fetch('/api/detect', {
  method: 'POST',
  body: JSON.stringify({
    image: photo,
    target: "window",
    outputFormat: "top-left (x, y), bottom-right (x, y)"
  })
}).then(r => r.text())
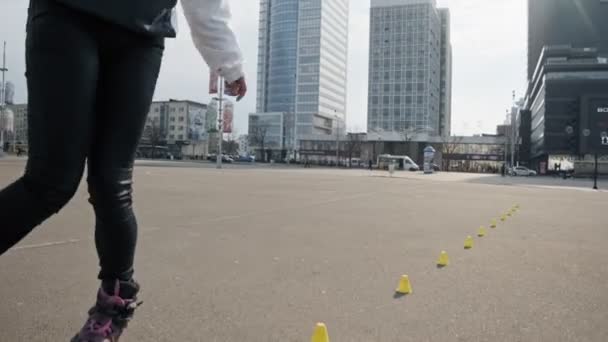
top-left (154, 108), bottom-right (159, 112)
top-left (178, 135), bottom-right (184, 140)
top-left (179, 117), bottom-right (185, 122)
top-left (180, 126), bottom-right (184, 131)
top-left (179, 107), bottom-right (185, 112)
top-left (170, 125), bottom-right (175, 130)
top-left (170, 117), bottom-right (176, 122)
top-left (394, 96), bottom-right (401, 105)
top-left (171, 108), bottom-right (176, 112)
top-left (383, 96), bottom-right (390, 105)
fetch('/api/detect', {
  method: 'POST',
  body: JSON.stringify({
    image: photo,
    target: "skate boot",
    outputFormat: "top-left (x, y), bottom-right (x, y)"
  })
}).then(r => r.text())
top-left (71, 280), bottom-right (142, 342)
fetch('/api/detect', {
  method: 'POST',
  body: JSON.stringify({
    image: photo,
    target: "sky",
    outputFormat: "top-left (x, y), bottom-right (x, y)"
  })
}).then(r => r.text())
top-left (0, 0), bottom-right (528, 136)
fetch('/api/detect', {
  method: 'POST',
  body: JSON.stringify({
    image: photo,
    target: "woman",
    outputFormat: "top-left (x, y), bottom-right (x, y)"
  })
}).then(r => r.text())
top-left (0, 0), bottom-right (246, 340)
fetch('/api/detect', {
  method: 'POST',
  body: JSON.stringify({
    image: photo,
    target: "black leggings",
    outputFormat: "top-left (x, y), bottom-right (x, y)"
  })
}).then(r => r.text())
top-left (0, 0), bottom-right (164, 281)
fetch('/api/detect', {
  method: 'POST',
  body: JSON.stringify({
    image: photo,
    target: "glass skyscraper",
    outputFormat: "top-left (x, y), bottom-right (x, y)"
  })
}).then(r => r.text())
top-left (367, 0), bottom-right (451, 137)
top-left (256, 0), bottom-right (349, 141)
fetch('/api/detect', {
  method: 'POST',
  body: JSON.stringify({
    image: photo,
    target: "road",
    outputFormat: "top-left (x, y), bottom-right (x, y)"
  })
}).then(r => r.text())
top-left (1, 158), bottom-right (607, 341)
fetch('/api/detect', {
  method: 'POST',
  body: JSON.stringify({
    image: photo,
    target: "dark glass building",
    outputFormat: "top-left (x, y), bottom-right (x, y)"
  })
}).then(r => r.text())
top-left (523, 46), bottom-right (608, 172)
top-left (528, 0), bottom-right (608, 80)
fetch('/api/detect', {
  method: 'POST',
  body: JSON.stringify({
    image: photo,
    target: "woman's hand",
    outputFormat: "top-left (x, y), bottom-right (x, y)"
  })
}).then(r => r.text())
top-left (226, 77), bottom-right (247, 101)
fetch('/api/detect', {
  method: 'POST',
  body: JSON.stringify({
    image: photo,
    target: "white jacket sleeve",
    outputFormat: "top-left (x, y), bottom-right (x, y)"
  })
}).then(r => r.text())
top-left (181, 0), bottom-right (244, 83)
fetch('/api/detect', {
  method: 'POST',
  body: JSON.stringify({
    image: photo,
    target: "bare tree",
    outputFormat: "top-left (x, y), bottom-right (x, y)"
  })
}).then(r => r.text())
top-left (344, 132), bottom-right (364, 167)
top-left (223, 131), bottom-right (240, 155)
top-left (439, 135), bottom-right (464, 171)
top-left (400, 126), bottom-right (416, 143)
top-left (149, 119), bottom-right (164, 146)
top-left (142, 116), bottom-right (165, 158)
top-left (249, 122), bottom-right (269, 162)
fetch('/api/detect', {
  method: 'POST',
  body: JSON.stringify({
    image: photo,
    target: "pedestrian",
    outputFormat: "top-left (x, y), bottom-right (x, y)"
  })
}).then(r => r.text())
top-left (0, 0), bottom-right (246, 341)
top-left (368, 159), bottom-right (373, 171)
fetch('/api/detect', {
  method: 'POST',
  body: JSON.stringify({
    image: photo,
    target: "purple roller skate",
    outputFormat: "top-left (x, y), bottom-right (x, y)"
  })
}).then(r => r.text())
top-left (71, 280), bottom-right (142, 342)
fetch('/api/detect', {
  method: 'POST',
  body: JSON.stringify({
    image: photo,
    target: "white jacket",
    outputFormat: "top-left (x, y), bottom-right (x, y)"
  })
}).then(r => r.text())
top-left (181, 0), bottom-right (244, 83)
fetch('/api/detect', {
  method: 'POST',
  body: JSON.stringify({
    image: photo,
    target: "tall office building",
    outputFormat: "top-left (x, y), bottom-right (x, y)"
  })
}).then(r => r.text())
top-left (438, 8), bottom-right (452, 137)
top-left (256, 0), bottom-right (349, 141)
top-left (528, 0), bottom-right (608, 80)
top-left (522, 0), bottom-right (608, 171)
top-left (367, 0), bottom-right (451, 137)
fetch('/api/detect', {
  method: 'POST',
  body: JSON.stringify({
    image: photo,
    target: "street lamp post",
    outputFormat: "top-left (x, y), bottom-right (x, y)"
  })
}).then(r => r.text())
top-left (511, 91), bottom-right (517, 168)
top-left (378, 136), bottom-right (383, 165)
top-left (504, 109), bottom-right (509, 175)
top-left (335, 115), bottom-right (340, 167)
top-left (593, 153), bottom-right (599, 190)
top-left (0, 42), bottom-right (8, 154)
top-left (213, 78), bottom-right (225, 169)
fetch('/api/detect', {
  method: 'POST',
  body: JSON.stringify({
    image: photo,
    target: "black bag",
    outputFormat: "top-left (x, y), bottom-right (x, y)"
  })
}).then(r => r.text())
top-left (51, 0), bottom-right (178, 37)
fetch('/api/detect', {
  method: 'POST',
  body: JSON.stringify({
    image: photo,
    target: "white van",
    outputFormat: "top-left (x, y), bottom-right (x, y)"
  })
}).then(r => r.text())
top-left (378, 155), bottom-right (419, 171)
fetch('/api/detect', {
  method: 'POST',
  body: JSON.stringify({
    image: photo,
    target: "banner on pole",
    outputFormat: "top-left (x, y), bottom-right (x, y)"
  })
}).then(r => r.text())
top-left (223, 100), bottom-right (234, 133)
top-left (209, 69), bottom-right (219, 94)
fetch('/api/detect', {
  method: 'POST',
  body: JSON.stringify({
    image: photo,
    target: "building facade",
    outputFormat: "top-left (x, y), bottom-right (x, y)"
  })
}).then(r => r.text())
top-left (528, 0), bottom-right (608, 80)
top-left (523, 46), bottom-right (608, 172)
top-left (357, 134), bottom-right (507, 172)
top-left (144, 100), bottom-right (209, 158)
top-left (367, 0), bottom-right (451, 137)
top-left (4, 104), bottom-right (26, 149)
top-left (256, 0), bottom-right (349, 142)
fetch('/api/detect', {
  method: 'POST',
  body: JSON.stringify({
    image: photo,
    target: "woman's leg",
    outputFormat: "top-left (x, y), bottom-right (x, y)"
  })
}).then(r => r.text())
top-left (87, 28), bottom-right (164, 283)
top-left (0, 0), bottom-right (99, 255)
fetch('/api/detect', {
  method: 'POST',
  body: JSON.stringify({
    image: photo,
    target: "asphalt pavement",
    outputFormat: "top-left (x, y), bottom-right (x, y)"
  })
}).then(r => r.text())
top-left (1, 159), bottom-right (607, 341)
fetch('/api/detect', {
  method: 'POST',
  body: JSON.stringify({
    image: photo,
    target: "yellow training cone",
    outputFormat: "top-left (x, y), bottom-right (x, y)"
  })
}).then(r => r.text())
top-left (437, 251), bottom-right (449, 267)
top-left (506, 211), bottom-right (512, 217)
top-left (311, 323), bottom-right (330, 342)
top-left (490, 219), bottom-right (497, 228)
top-left (500, 215), bottom-right (507, 222)
top-left (478, 226), bottom-right (486, 237)
top-left (395, 275), bottom-right (412, 294)
top-left (464, 236), bottom-right (474, 249)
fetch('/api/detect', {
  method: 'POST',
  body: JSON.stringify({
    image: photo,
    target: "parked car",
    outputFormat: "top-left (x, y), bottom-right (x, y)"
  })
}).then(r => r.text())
top-left (238, 155), bottom-right (256, 162)
top-left (511, 166), bottom-right (537, 176)
top-left (221, 155), bottom-right (234, 163)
